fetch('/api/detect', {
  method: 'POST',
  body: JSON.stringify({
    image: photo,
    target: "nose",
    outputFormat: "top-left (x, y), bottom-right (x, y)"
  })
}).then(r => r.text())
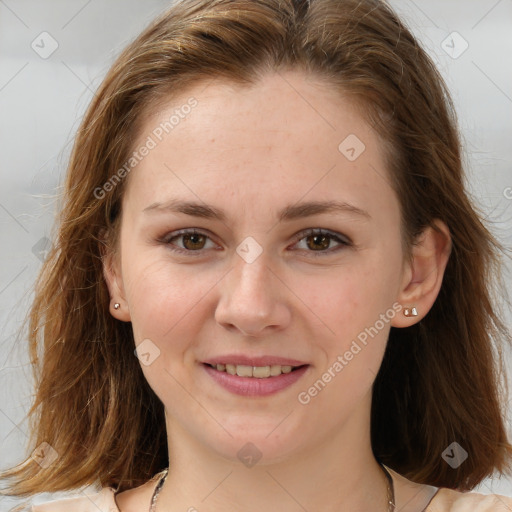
top-left (214, 253), bottom-right (291, 337)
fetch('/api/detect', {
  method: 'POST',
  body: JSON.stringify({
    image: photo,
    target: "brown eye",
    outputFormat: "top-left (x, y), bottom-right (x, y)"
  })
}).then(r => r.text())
top-left (163, 229), bottom-right (216, 254)
top-left (292, 228), bottom-right (351, 256)
top-left (305, 233), bottom-right (331, 251)
top-left (181, 233), bottom-right (207, 250)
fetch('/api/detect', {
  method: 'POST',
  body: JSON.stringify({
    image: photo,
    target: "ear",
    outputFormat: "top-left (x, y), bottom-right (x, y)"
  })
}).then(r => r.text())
top-left (100, 237), bottom-right (131, 322)
top-left (391, 219), bottom-right (452, 327)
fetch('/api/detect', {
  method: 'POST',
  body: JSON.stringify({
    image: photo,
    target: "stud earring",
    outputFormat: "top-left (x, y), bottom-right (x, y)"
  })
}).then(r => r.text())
top-left (114, 303), bottom-right (121, 310)
top-left (403, 306), bottom-right (418, 317)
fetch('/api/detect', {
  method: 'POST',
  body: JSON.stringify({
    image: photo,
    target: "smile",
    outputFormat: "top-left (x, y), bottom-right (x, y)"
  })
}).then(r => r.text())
top-left (202, 363), bottom-right (310, 396)
top-left (206, 363), bottom-right (305, 378)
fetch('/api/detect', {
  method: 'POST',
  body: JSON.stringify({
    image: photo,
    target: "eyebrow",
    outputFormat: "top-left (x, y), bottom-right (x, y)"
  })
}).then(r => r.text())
top-left (143, 198), bottom-right (371, 222)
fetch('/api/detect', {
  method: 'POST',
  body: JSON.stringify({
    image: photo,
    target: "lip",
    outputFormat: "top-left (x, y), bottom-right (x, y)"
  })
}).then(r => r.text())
top-left (202, 363), bottom-right (310, 397)
top-left (202, 355), bottom-right (308, 367)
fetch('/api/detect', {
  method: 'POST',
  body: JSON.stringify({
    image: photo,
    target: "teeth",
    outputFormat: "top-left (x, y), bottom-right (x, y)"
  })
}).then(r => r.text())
top-left (213, 363), bottom-right (295, 378)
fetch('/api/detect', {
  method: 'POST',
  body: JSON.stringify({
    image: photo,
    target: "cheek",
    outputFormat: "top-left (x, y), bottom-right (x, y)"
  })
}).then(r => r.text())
top-left (295, 266), bottom-right (397, 411)
top-left (121, 255), bottom-right (215, 398)
top-left (121, 252), bottom-right (210, 343)
top-left (299, 259), bottom-right (399, 349)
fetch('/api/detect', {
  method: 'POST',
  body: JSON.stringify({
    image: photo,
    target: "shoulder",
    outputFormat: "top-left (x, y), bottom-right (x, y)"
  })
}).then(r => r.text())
top-left (30, 470), bottom-right (166, 512)
top-left (385, 465), bottom-right (512, 512)
top-left (114, 471), bottom-right (166, 512)
top-left (427, 487), bottom-right (512, 511)
top-left (31, 487), bottom-right (118, 512)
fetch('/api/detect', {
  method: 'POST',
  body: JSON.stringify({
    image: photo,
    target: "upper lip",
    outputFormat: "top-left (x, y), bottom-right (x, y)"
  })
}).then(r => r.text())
top-left (203, 355), bottom-right (308, 367)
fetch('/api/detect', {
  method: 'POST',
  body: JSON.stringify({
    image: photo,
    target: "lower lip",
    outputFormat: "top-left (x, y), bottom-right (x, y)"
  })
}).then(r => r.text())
top-left (202, 363), bottom-right (310, 396)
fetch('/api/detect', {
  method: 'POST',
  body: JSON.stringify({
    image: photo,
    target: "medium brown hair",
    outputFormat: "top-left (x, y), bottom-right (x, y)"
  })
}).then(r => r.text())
top-left (2, 0), bottom-right (511, 499)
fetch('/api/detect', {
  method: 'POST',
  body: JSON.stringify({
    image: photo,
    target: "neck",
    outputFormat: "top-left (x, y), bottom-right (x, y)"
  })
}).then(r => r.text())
top-left (158, 398), bottom-right (390, 512)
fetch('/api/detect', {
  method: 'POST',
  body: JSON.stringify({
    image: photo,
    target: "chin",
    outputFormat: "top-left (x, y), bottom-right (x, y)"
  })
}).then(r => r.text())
top-left (202, 426), bottom-right (305, 467)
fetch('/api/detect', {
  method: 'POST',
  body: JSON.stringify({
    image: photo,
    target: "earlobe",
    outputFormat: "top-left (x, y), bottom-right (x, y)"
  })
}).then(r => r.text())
top-left (108, 299), bottom-right (130, 321)
top-left (101, 244), bottom-right (131, 322)
top-left (392, 219), bottom-right (452, 328)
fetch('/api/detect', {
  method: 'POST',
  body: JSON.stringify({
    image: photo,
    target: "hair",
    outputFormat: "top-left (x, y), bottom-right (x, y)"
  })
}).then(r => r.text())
top-left (2, 0), bottom-right (512, 500)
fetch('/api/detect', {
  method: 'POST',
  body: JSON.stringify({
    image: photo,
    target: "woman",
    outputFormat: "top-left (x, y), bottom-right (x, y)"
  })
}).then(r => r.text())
top-left (1, 0), bottom-right (512, 510)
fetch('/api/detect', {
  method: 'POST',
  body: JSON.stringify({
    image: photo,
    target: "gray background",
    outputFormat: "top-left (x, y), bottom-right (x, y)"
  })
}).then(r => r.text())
top-left (0, 0), bottom-right (511, 510)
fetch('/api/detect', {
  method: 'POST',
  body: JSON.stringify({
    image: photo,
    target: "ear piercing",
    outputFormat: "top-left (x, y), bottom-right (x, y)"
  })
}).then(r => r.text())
top-left (113, 300), bottom-right (416, 318)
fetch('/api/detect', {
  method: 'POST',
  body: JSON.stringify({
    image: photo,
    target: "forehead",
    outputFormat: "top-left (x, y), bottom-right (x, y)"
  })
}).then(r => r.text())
top-left (123, 70), bottom-right (396, 220)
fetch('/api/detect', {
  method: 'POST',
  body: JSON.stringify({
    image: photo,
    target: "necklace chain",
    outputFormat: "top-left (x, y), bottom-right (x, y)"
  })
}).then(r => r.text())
top-left (149, 464), bottom-right (395, 512)
top-left (149, 468), bottom-right (168, 512)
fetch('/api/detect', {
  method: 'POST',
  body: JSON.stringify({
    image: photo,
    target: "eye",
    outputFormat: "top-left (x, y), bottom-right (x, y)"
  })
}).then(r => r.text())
top-left (290, 228), bottom-right (351, 256)
top-left (160, 228), bottom-right (351, 256)
top-left (162, 229), bottom-right (217, 254)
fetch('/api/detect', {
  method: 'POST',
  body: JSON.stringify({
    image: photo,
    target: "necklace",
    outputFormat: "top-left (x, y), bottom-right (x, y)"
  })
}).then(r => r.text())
top-left (149, 468), bottom-right (168, 512)
top-left (149, 464), bottom-right (395, 511)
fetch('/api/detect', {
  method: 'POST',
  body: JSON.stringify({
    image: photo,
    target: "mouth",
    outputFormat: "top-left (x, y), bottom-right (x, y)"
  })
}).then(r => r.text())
top-left (204, 362), bottom-right (308, 378)
top-left (202, 361), bottom-right (310, 396)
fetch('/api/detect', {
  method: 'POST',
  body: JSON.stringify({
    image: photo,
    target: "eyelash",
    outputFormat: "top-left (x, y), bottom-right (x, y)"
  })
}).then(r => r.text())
top-left (159, 228), bottom-right (352, 257)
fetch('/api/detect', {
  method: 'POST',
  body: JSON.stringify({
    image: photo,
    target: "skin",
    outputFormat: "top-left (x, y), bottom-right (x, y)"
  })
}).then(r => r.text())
top-left (104, 70), bottom-right (451, 512)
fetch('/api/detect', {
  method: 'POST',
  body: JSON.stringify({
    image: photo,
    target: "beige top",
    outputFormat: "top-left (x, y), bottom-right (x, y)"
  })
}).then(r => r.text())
top-left (31, 466), bottom-right (512, 512)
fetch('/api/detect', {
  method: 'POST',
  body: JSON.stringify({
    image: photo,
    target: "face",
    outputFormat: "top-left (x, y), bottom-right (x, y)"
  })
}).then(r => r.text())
top-left (106, 70), bottom-right (410, 465)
